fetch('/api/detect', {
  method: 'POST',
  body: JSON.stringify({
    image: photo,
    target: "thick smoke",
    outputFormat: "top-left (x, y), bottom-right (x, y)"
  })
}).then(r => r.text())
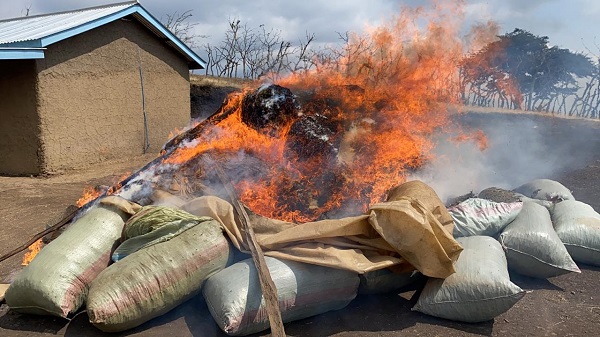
top-left (410, 112), bottom-right (600, 203)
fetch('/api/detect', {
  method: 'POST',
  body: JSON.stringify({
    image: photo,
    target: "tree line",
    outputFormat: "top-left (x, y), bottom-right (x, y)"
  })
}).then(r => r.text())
top-left (460, 28), bottom-right (599, 118)
top-left (164, 14), bottom-right (600, 119)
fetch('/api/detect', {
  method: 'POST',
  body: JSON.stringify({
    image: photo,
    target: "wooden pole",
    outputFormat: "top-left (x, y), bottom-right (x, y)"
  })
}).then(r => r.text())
top-left (204, 155), bottom-right (286, 337)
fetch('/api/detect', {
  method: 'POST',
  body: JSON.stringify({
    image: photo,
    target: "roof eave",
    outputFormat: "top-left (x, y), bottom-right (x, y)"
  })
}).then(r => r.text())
top-left (0, 47), bottom-right (45, 59)
top-left (130, 9), bottom-right (205, 69)
top-left (36, 3), bottom-right (206, 69)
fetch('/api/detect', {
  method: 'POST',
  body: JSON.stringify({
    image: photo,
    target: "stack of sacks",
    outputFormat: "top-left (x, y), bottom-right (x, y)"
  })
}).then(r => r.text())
top-left (394, 185), bottom-right (525, 322)
top-left (452, 179), bottom-right (598, 279)
top-left (513, 179), bottom-right (600, 268)
top-left (86, 206), bottom-right (233, 332)
top-left (421, 190), bottom-right (529, 323)
top-left (183, 180), bottom-right (464, 332)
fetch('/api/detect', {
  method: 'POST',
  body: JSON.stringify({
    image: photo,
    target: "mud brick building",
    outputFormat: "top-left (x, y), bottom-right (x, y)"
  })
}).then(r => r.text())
top-left (0, 1), bottom-right (205, 175)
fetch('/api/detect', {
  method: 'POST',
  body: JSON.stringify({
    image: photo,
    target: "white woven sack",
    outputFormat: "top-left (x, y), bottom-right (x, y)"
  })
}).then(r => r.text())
top-left (203, 256), bottom-right (359, 336)
top-left (499, 201), bottom-right (580, 278)
top-left (412, 236), bottom-right (525, 323)
top-left (448, 198), bottom-right (522, 237)
top-left (513, 179), bottom-right (574, 202)
top-left (551, 200), bottom-right (600, 266)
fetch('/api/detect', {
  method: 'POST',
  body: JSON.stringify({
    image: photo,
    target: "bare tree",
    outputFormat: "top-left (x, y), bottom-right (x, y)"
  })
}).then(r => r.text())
top-left (235, 22), bottom-right (258, 79)
top-left (219, 19), bottom-right (242, 78)
top-left (162, 10), bottom-right (207, 49)
top-left (203, 18), bottom-right (316, 80)
top-left (22, 4), bottom-right (32, 16)
top-left (288, 32), bottom-right (317, 73)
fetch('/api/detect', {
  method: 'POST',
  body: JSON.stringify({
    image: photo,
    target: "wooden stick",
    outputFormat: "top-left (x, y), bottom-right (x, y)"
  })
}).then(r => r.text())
top-left (0, 205), bottom-right (79, 263)
top-left (203, 156), bottom-right (286, 337)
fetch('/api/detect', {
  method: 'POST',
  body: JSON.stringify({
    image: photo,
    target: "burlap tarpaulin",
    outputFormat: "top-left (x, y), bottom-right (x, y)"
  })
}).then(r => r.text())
top-left (181, 180), bottom-right (463, 279)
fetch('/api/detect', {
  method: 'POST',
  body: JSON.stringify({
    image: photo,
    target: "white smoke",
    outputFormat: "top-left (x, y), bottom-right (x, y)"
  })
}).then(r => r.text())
top-left (409, 112), bottom-right (600, 203)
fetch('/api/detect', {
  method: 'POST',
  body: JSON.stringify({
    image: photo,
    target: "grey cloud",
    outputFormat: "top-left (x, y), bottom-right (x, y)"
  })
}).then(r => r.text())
top-left (1, 0), bottom-right (595, 55)
top-left (506, 0), bottom-right (559, 12)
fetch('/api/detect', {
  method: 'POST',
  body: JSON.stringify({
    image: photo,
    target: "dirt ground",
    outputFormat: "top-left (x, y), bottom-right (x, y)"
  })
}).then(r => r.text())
top-left (0, 112), bottom-right (599, 336)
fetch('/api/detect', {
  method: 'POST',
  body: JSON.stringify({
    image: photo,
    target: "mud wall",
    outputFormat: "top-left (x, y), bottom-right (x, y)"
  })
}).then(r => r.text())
top-left (36, 17), bottom-right (191, 173)
top-left (0, 60), bottom-right (42, 175)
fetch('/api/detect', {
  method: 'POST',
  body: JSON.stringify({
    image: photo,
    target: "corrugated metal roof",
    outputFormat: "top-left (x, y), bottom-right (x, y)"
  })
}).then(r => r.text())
top-left (0, 1), bottom-right (137, 45)
top-left (0, 1), bottom-right (206, 68)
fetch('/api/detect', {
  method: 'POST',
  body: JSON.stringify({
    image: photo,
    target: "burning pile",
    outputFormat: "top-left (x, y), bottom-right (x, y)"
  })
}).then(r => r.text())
top-left (122, 4), bottom-right (476, 222)
top-left (14, 0), bottom-right (490, 271)
top-left (153, 82), bottom-right (440, 222)
top-left (73, 0), bottom-right (496, 224)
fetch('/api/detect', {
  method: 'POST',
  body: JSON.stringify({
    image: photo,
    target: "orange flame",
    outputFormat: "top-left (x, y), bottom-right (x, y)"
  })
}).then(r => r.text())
top-left (75, 171), bottom-right (131, 207)
top-left (76, 186), bottom-right (103, 207)
top-left (168, 122), bottom-right (199, 140)
top-left (21, 238), bottom-right (43, 266)
top-left (153, 0), bottom-right (495, 222)
top-left (453, 130), bottom-right (488, 151)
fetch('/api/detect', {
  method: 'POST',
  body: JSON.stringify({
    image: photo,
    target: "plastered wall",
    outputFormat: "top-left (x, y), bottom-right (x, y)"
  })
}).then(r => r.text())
top-left (35, 17), bottom-right (191, 173)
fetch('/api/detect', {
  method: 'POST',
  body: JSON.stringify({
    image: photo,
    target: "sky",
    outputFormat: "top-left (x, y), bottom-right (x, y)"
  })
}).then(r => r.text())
top-left (1, 0), bottom-right (599, 61)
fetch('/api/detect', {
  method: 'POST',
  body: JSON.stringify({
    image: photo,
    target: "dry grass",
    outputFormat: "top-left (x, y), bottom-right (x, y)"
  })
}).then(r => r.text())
top-left (190, 74), bottom-right (255, 89)
top-left (189, 75), bottom-right (600, 124)
top-left (451, 104), bottom-right (600, 123)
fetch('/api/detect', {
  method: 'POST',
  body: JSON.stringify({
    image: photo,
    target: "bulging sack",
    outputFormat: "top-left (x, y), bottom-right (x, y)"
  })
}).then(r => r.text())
top-left (551, 200), bottom-right (600, 266)
top-left (478, 186), bottom-right (554, 211)
top-left (412, 236), bottom-right (525, 323)
top-left (87, 217), bottom-right (232, 332)
top-left (387, 180), bottom-right (455, 231)
top-left (498, 201), bottom-right (580, 278)
top-left (448, 198), bottom-right (522, 238)
top-left (5, 201), bottom-right (129, 317)
top-left (513, 179), bottom-right (574, 202)
top-left (203, 256), bottom-right (360, 336)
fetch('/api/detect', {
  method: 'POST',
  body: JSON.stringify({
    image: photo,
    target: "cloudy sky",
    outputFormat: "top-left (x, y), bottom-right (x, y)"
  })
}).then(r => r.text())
top-left (1, 0), bottom-right (599, 60)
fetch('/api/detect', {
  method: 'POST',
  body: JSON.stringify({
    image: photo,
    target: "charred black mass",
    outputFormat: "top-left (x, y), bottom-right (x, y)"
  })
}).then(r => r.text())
top-left (241, 84), bottom-right (299, 131)
top-left (286, 114), bottom-right (338, 161)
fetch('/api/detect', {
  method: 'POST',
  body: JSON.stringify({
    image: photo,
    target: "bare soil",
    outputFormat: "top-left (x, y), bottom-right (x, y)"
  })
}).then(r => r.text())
top-left (0, 112), bottom-right (599, 337)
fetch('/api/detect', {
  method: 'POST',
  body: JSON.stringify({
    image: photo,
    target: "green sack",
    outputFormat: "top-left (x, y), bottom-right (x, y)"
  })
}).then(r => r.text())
top-left (5, 202), bottom-right (128, 317)
top-left (499, 201), bottom-right (580, 278)
top-left (123, 205), bottom-right (205, 237)
top-left (112, 206), bottom-right (207, 261)
top-left (87, 218), bottom-right (232, 332)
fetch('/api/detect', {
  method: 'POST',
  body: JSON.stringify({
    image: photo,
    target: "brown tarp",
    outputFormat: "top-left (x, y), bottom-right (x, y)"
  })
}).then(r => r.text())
top-left (180, 180), bottom-right (462, 279)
